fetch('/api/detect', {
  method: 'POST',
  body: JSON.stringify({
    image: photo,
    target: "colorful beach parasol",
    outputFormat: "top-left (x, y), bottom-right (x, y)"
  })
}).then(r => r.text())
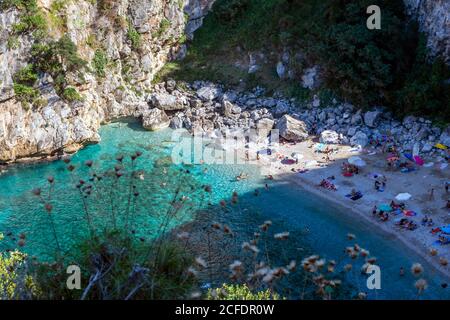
top-left (348, 156), bottom-right (366, 167)
top-left (379, 204), bottom-right (393, 212)
top-left (435, 143), bottom-right (448, 150)
top-left (395, 193), bottom-right (412, 201)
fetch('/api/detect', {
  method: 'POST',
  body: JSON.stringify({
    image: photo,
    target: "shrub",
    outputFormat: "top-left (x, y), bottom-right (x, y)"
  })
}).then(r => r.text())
top-left (30, 35), bottom-right (87, 96)
top-left (13, 64), bottom-right (38, 86)
top-left (13, 83), bottom-right (39, 103)
top-left (207, 284), bottom-right (281, 300)
top-left (127, 21), bottom-right (141, 49)
top-left (62, 87), bottom-right (82, 102)
top-left (213, 0), bottom-right (250, 23)
top-left (154, 18), bottom-right (171, 38)
top-left (8, 0), bottom-right (47, 35)
top-left (92, 49), bottom-right (108, 77)
top-left (0, 250), bottom-right (39, 299)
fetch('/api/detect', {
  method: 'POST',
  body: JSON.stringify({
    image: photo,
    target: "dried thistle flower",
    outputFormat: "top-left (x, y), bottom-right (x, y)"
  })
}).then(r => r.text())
top-left (211, 222), bottom-right (222, 230)
top-left (287, 260), bottom-right (297, 271)
top-left (411, 263), bottom-right (424, 276)
top-left (415, 278), bottom-right (428, 293)
top-left (347, 233), bottom-right (356, 240)
top-left (360, 249), bottom-right (370, 257)
top-left (187, 267), bottom-right (198, 277)
top-left (366, 257), bottom-right (377, 265)
top-left (440, 258), bottom-right (448, 266)
top-left (229, 260), bottom-right (243, 272)
top-left (361, 263), bottom-right (370, 274)
top-left (177, 232), bottom-right (190, 240)
top-left (357, 292), bottom-right (367, 300)
top-left (47, 176), bottom-right (54, 184)
top-left (195, 257), bottom-right (207, 269)
top-left (274, 232), bottom-right (289, 240)
top-left (45, 203), bottom-right (53, 213)
top-left (315, 259), bottom-right (325, 269)
top-left (32, 188), bottom-right (41, 196)
top-left (430, 248), bottom-right (438, 256)
top-left (223, 224), bottom-right (232, 235)
top-left (190, 291), bottom-right (202, 299)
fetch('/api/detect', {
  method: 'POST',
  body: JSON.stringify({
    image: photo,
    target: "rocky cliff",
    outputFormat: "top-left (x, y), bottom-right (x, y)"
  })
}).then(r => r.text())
top-left (404, 0), bottom-right (450, 63)
top-left (0, 0), bottom-right (214, 162)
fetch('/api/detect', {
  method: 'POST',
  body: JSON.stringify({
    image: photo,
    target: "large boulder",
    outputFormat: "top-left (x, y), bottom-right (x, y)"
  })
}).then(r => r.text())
top-left (320, 130), bottom-right (340, 144)
top-left (350, 131), bottom-right (369, 147)
top-left (222, 100), bottom-right (241, 117)
top-left (256, 118), bottom-right (275, 138)
top-left (197, 84), bottom-right (221, 101)
top-left (276, 115), bottom-right (309, 142)
top-left (142, 109), bottom-right (170, 131)
top-left (149, 92), bottom-right (186, 111)
top-left (364, 111), bottom-right (382, 128)
top-left (440, 126), bottom-right (450, 146)
top-left (169, 116), bottom-right (183, 129)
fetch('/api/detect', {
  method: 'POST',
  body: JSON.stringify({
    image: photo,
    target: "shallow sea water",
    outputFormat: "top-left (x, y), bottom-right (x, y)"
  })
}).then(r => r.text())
top-left (0, 121), bottom-right (449, 299)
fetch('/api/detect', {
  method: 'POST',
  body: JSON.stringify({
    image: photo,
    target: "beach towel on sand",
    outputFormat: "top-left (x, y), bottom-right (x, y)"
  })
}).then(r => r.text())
top-left (403, 210), bottom-right (417, 217)
top-left (414, 155), bottom-right (424, 166)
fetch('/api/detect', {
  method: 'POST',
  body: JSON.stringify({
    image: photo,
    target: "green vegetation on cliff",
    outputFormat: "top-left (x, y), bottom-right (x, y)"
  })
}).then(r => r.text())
top-left (160, 0), bottom-right (450, 122)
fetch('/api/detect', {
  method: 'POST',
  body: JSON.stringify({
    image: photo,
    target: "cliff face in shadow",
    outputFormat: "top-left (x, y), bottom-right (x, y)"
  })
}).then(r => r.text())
top-left (404, 0), bottom-right (450, 63)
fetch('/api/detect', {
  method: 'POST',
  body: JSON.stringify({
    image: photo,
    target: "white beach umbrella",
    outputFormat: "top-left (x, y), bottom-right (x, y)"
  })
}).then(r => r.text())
top-left (348, 156), bottom-right (366, 167)
top-left (395, 193), bottom-right (412, 201)
top-left (291, 152), bottom-right (304, 160)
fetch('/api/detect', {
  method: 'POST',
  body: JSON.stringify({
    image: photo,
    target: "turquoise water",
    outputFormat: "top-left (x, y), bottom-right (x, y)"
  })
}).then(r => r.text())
top-left (0, 121), bottom-right (449, 300)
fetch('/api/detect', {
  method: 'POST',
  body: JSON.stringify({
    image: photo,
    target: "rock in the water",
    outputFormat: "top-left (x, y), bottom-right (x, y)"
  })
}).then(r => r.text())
top-left (350, 131), bottom-right (368, 147)
top-left (320, 130), bottom-right (340, 144)
top-left (276, 115), bottom-right (309, 142)
top-left (149, 92), bottom-right (186, 111)
top-left (142, 109), bottom-right (170, 131)
top-left (364, 111), bottom-right (382, 128)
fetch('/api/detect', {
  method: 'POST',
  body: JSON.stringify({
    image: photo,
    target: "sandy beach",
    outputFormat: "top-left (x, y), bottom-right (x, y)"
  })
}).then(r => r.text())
top-left (250, 137), bottom-right (450, 279)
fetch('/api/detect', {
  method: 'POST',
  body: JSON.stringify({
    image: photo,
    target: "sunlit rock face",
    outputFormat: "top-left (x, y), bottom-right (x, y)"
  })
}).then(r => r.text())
top-left (404, 0), bottom-right (450, 63)
top-left (0, 0), bottom-right (214, 162)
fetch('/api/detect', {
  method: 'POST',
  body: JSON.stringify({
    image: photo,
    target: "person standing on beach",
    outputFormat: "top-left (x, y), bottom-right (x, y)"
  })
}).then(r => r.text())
top-left (429, 188), bottom-right (435, 201)
top-left (445, 182), bottom-right (449, 194)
